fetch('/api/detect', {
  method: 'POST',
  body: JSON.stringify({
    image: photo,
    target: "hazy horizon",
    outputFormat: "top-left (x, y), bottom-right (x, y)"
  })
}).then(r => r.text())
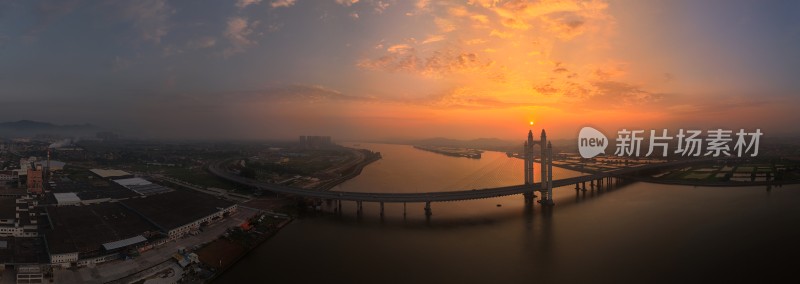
top-left (2, 0), bottom-right (799, 140)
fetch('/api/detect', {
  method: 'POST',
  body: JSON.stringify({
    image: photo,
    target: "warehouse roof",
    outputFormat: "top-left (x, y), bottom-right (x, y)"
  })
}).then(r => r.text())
top-left (53, 192), bottom-right (81, 205)
top-left (120, 190), bottom-right (235, 232)
top-left (102, 235), bottom-right (147, 251)
top-left (44, 203), bottom-right (158, 255)
top-left (89, 169), bottom-right (132, 179)
top-left (113, 178), bottom-right (172, 195)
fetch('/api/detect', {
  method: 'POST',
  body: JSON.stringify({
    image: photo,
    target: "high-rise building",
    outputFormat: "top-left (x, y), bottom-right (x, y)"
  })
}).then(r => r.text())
top-left (299, 135), bottom-right (332, 149)
top-left (26, 167), bottom-right (43, 195)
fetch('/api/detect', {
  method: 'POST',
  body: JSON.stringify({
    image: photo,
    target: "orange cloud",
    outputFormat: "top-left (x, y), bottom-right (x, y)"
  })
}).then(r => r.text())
top-left (343, 0), bottom-right (707, 138)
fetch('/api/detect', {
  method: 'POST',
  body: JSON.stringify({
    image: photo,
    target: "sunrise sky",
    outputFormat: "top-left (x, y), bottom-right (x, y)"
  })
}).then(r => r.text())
top-left (1, 0), bottom-right (799, 140)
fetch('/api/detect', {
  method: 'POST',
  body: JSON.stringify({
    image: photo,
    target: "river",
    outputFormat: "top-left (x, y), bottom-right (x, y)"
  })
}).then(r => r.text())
top-left (215, 143), bottom-right (800, 283)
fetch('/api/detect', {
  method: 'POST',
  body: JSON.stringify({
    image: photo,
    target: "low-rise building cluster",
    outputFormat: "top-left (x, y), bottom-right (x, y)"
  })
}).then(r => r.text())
top-left (0, 153), bottom-right (239, 275)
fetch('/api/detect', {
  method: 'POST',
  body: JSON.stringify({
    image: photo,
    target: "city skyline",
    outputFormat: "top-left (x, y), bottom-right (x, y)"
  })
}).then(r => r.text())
top-left (1, 0), bottom-right (799, 140)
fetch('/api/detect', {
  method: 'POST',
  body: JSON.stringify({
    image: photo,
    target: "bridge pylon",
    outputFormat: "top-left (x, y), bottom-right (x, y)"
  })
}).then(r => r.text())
top-left (523, 130), bottom-right (538, 203)
top-left (539, 141), bottom-right (555, 206)
top-left (524, 129), bottom-right (554, 206)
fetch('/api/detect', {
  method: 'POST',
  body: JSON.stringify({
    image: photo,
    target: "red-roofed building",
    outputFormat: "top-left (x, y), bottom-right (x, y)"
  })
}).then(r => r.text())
top-left (26, 168), bottom-right (43, 195)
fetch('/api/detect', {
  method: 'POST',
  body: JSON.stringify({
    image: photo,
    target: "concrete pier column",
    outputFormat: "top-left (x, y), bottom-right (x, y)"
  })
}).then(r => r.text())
top-left (590, 179), bottom-right (594, 188)
top-left (544, 142), bottom-right (554, 206)
top-left (403, 202), bottom-right (407, 216)
top-left (380, 202), bottom-right (385, 217)
top-left (357, 201), bottom-right (363, 216)
top-left (575, 183), bottom-right (580, 190)
top-left (424, 201), bottom-right (432, 216)
top-left (524, 192), bottom-right (536, 204)
top-left (541, 130), bottom-right (547, 194)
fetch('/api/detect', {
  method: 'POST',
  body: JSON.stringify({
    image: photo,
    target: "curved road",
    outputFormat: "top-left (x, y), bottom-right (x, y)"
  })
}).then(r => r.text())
top-left (208, 159), bottom-right (709, 203)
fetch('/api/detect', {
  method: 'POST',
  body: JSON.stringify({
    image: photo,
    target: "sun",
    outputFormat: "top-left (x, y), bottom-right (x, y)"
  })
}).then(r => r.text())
top-left (529, 121), bottom-right (534, 126)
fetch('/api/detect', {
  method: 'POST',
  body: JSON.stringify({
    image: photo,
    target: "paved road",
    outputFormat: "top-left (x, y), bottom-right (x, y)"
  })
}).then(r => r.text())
top-left (52, 207), bottom-right (259, 284)
top-left (208, 159), bottom-right (709, 203)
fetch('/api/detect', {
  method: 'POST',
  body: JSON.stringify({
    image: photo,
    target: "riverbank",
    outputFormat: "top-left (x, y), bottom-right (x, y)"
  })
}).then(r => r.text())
top-left (198, 213), bottom-right (293, 283)
top-left (184, 143), bottom-right (800, 283)
top-left (315, 148), bottom-right (382, 191)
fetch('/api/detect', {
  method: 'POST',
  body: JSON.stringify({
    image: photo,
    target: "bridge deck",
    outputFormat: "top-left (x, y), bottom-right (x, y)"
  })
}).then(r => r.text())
top-left (209, 158), bottom-right (711, 203)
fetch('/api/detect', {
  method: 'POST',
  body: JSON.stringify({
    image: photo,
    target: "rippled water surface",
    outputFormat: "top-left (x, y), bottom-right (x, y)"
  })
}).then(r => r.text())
top-left (216, 143), bottom-right (800, 283)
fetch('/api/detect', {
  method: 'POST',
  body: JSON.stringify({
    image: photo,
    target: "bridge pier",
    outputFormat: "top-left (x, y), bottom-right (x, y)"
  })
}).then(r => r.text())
top-left (357, 201), bottom-right (363, 216)
top-left (424, 201), bottom-right (432, 216)
top-left (337, 199), bottom-right (342, 214)
top-left (523, 192), bottom-right (537, 204)
top-left (539, 194), bottom-right (555, 206)
top-left (590, 179), bottom-right (594, 188)
top-left (380, 202), bottom-right (385, 217)
top-left (403, 202), bottom-right (407, 216)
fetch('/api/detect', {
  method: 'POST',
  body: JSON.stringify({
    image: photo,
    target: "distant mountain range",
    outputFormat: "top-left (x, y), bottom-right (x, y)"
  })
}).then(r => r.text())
top-left (0, 120), bottom-right (96, 130)
top-left (0, 120), bottom-right (99, 138)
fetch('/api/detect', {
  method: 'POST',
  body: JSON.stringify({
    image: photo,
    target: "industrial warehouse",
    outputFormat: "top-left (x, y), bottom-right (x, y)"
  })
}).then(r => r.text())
top-left (0, 160), bottom-right (239, 275)
top-left (44, 202), bottom-right (160, 267)
top-left (43, 189), bottom-right (237, 268)
top-left (0, 134), bottom-right (303, 283)
top-left (119, 191), bottom-right (237, 241)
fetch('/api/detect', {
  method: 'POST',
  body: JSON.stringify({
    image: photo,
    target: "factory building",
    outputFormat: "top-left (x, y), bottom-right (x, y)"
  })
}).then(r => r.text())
top-left (0, 170), bottom-right (17, 182)
top-left (120, 191), bottom-right (237, 240)
top-left (44, 190), bottom-right (237, 268)
top-left (43, 203), bottom-right (160, 268)
top-left (0, 196), bottom-right (40, 238)
top-left (89, 169), bottom-right (134, 180)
